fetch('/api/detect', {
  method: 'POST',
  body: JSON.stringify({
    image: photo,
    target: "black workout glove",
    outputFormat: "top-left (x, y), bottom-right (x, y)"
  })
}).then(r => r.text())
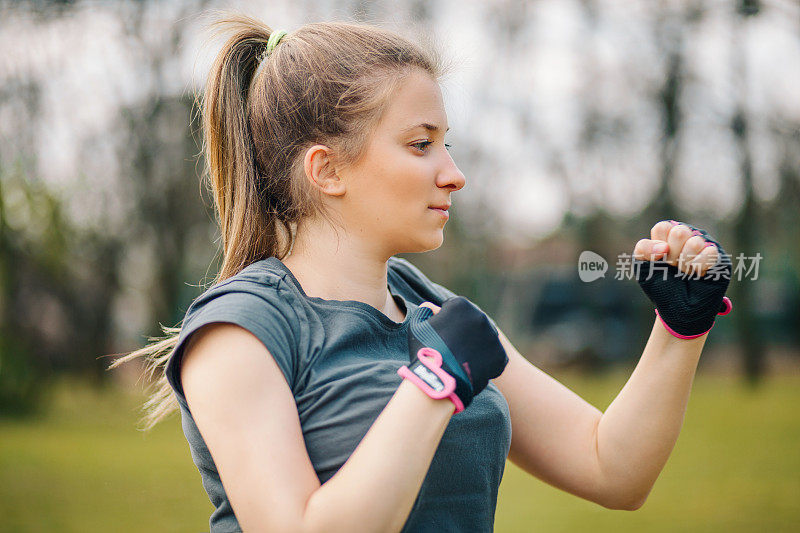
top-left (634, 220), bottom-right (733, 339)
top-left (398, 296), bottom-right (508, 413)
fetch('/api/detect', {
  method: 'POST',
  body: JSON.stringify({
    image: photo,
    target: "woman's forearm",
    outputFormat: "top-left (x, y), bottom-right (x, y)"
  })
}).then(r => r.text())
top-left (595, 317), bottom-right (707, 507)
top-left (301, 379), bottom-right (455, 533)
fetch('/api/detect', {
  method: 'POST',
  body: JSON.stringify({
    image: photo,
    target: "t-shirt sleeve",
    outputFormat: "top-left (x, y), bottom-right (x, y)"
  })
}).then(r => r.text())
top-left (165, 277), bottom-right (301, 406)
top-left (389, 256), bottom-right (499, 335)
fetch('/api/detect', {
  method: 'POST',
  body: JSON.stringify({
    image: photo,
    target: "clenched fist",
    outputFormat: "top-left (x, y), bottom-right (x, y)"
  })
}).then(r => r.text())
top-left (633, 220), bottom-right (733, 339)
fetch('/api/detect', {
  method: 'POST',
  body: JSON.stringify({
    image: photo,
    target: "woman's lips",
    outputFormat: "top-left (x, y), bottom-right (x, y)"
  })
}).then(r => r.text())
top-left (428, 207), bottom-right (449, 219)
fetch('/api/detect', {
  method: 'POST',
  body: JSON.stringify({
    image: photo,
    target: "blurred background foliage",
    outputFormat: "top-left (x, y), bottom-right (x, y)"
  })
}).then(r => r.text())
top-left (0, 0), bottom-right (798, 530)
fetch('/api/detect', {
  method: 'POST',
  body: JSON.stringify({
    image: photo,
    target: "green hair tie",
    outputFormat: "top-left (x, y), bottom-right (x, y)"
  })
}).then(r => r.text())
top-left (250, 29), bottom-right (287, 93)
top-left (266, 29), bottom-right (288, 55)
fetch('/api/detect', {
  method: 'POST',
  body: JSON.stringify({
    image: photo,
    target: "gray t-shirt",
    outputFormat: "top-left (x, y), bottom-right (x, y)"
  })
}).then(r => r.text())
top-left (165, 255), bottom-right (512, 532)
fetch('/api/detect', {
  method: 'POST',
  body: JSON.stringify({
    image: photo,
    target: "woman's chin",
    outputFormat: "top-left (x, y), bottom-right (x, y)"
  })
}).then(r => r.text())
top-left (420, 230), bottom-right (445, 252)
top-left (398, 230), bottom-right (444, 254)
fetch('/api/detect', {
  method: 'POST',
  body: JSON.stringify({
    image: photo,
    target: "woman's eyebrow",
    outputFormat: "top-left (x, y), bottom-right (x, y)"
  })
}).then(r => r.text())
top-left (401, 123), bottom-right (450, 134)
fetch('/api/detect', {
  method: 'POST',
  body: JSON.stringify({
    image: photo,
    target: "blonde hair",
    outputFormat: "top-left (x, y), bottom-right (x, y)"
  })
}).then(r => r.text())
top-left (108, 11), bottom-right (448, 430)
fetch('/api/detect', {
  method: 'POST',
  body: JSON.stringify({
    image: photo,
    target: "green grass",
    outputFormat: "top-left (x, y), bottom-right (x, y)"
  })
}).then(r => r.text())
top-left (1, 371), bottom-right (798, 532)
top-left (0, 378), bottom-right (211, 532)
top-left (495, 370), bottom-right (800, 533)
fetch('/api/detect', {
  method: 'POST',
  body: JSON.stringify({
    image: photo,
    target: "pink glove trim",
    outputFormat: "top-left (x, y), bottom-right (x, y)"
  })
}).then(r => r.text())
top-left (654, 310), bottom-right (709, 339)
top-left (654, 296), bottom-right (733, 339)
top-left (398, 347), bottom-right (464, 414)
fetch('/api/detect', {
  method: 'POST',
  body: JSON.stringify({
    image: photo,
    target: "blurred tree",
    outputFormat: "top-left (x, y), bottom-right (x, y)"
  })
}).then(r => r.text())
top-left (730, 0), bottom-right (765, 384)
top-left (0, 1), bottom-right (214, 414)
top-left (769, 122), bottom-right (800, 345)
top-left (644, 1), bottom-right (693, 224)
top-left (0, 159), bottom-right (100, 412)
top-left (109, 0), bottom-right (217, 347)
top-left (0, 74), bottom-right (74, 413)
top-left (114, 94), bottom-right (214, 341)
top-left (0, 162), bottom-right (49, 415)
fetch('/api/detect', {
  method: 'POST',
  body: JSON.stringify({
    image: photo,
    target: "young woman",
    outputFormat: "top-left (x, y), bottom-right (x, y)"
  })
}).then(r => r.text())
top-left (113, 12), bottom-right (733, 533)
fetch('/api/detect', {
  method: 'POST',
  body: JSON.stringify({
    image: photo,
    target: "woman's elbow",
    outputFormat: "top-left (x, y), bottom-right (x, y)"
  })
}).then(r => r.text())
top-left (594, 482), bottom-right (649, 511)
top-left (604, 489), bottom-right (648, 511)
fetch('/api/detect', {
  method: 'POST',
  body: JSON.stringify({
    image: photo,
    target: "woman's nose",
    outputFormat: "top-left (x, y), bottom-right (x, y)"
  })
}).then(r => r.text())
top-left (438, 161), bottom-right (466, 191)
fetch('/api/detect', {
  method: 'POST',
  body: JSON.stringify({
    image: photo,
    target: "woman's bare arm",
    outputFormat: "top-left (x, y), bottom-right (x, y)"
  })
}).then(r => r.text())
top-left (303, 372), bottom-right (454, 533)
top-left (181, 321), bottom-right (454, 533)
top-left (493, 319), bottom-right (706, 511)
top-left (593, 318), bottom-right (706, 506)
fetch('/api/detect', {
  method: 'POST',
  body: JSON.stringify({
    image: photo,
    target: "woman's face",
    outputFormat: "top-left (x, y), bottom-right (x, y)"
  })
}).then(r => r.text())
top-left (333, 68), bottom-right (466, 256)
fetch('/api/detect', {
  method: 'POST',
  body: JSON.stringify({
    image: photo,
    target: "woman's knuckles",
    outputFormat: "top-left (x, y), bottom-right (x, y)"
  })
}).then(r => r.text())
top-left (650, 220), bottom-right (673, 241)
top-left (633, 238), bottom-right (672, 261)
top-left (419, 301), bottom-right (441, 314)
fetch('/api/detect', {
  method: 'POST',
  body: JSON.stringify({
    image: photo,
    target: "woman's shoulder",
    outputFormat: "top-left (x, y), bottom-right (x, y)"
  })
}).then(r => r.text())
top-left (174, 259), bottom-right (305, 359)
top-left (167, 258), bottom-right (305, 400)
top-left (184, 258), bottom-right (302, 326)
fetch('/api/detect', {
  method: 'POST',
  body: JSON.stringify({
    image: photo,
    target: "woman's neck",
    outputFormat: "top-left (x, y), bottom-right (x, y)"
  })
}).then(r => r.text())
top-left (281, 218), bottom-right (397, 316)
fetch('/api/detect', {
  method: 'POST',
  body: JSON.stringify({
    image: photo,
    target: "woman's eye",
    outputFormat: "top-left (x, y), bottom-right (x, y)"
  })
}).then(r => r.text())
top-left (411, 141), bottom-right (452, 152)
top-left (412, 140), bottom-right (433, 152)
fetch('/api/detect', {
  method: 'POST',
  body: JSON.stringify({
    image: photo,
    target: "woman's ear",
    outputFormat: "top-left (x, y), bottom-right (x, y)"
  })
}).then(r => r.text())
top-left (303, 144), bottom-right (345, 197)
